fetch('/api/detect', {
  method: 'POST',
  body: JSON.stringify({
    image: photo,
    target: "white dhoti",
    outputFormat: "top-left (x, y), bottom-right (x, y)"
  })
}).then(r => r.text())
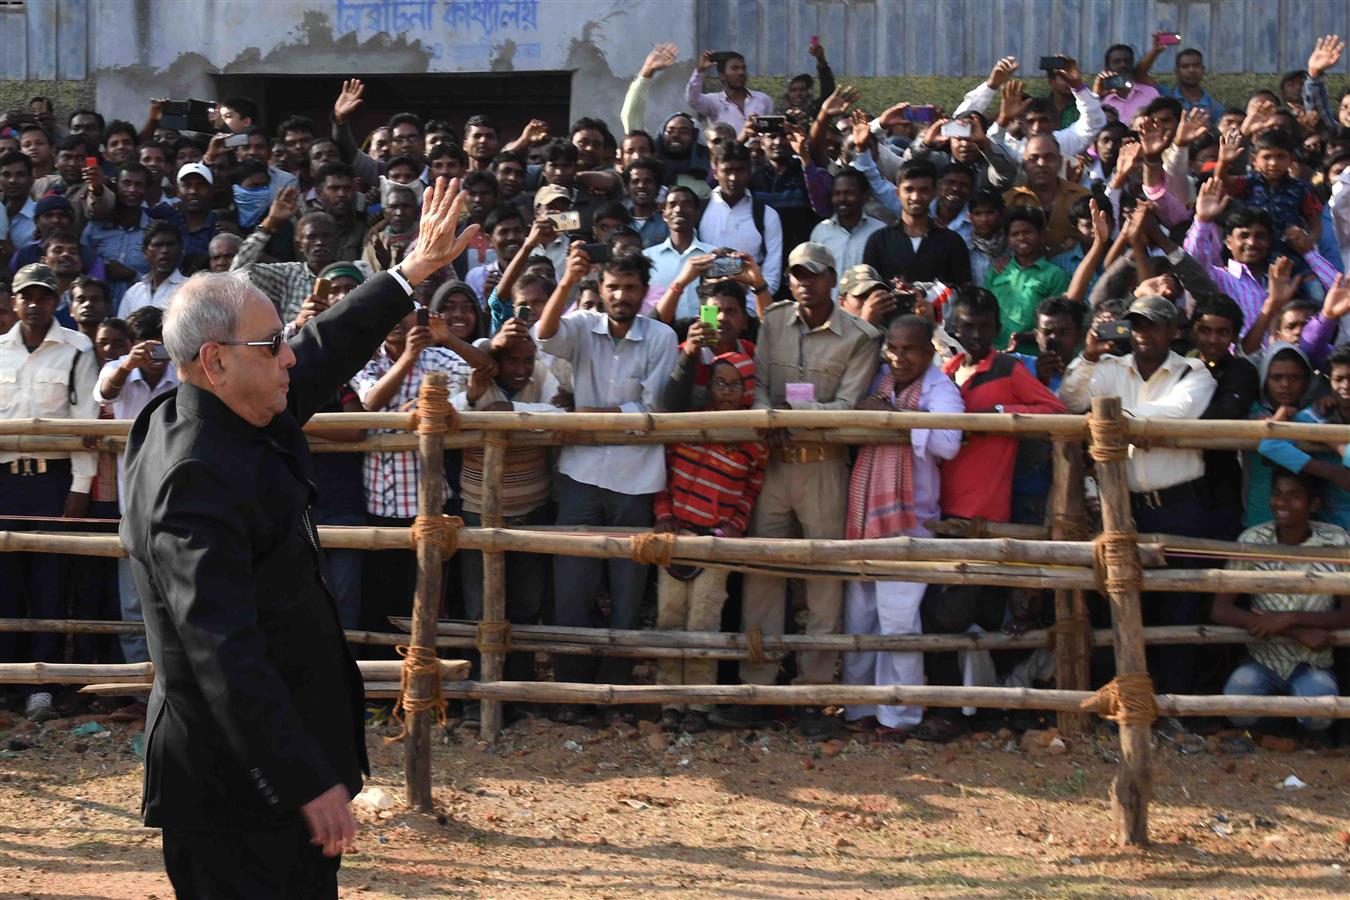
top-left (841, 579), bottom-right (925, 728)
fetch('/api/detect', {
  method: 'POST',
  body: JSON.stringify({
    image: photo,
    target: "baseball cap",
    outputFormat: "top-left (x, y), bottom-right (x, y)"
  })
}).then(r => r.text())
top-left (1125, 294), bottom-right (1178, 325)
top-left (533, 184), bottom-right (572, 207)
top-left (786, 241), bottom-right (836, 274)
top-left (177, 162), bottom-right (213, 185)
top-left (12, 263), bottom-right (60, 295)
top-left (837, 263), bottom-right (886, 297)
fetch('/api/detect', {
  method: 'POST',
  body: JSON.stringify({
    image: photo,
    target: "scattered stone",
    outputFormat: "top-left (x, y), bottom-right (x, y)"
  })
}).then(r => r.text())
top-left (611, 722), bottom-right (638, 740)
top-left (562, 740), bottom-right (584, 753)
top-left (645, 732), bottom-right (670, 752)
top-left (637, 720), bottom-right (662, 736)
top-left (995, 728), bottom-right (1014, 741)
top-left (835, 836), bottom-right (852, 848)
top-left (1281, 774), bottom-right (1307, 790)
top-left (355, 787), bottom-right (397, 811)
top-left (1047, 738), bottom-right (1068, 755)
top-left (1020, 729), bottom-right (1051, 753)
top-left (819, 739), bottom-right (845, 759)
top-left (6, 738), bottom-right (31, 752)
top-left (969, 731), bottom-right (992, 742)
top-left (1221, 760), bottom-right (1237, 774)
top-left (801, 757), bottom-right (815, 770)
top-left (716, 733), bottom-right (738, 750)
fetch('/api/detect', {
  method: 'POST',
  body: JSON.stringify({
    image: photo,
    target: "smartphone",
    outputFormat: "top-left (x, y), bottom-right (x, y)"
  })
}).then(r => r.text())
top-left (1154, 31), bottom-right (1181, 46)
top-left (941, 120), bottom-right (972, 138)
top-left (708, 50), bottom-right (737, 66)
top-left (313, 277), bottom-right (332, 301)
top-left (416, 307), bottom-right (430, 328)
top-left (159, 98), bottom-right (214, 133)
top-left (514, 304), bottom-right (533, 324)
top-left (699, 303), bottom-right (720, 326)
top-left (160, 100), bottom-right (191, 116)
top-left (148, 343), bottom-right (171, 362)
top-left (84, 156), bottom-right (98, 170)
top-left (1039, 55), bottom-right (1070, 71)
top-left (904, 106), bottom-right (938, 124)
top-left (579, 242), bottom-right (613, 263)
top-left (224, 132), bottom-right (250, 149)
top-left (1093, 320), bottom-right (1132, 343)
top-left (810, 36), bottom-right (819, 48)
top-left (1102, 73), bottom-right (1134, 92)
top-left (754, 115), bottom-right (787, 134)
top-left (1044, 336), bottom-right (1063, 358)
top-left (546, 211), bottom-right (581, 232)
top-left (708, 255), bottom-right (744, 278)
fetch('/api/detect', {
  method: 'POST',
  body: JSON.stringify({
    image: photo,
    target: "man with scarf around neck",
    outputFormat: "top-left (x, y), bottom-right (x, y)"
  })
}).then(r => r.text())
top-left (708, 242), bottom-right (880, 740)
top-left (362, 183), bottom-right (420, 273)
top-left (652, 351), bottom-right (768, 735)
top-left (841, 316), bottom-right (963, 741)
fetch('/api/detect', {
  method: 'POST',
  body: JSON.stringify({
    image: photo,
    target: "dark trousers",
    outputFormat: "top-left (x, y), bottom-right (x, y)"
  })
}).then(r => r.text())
top-left (0, 464), bottom-right (72, 693)
top-left (1133, 488), bottom-right (1209, 697)
top-left (552, 475), bottom-right (653, 686)
top-left (362, 513), bottom-right (417, 652)
top-left (312, 509), bottom-right (365, 631)
top-left (920, 583), bottom-right (1007, 718)
top-left (162, 821), bottom-right (338, 899)
top-left (69, 499), bottom-right (123, 663)
top-left (460, 505), bottom-right (550, 683)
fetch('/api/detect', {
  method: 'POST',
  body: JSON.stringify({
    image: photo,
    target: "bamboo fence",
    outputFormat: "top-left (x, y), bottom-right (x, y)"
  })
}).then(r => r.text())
top-left (6, 398), bottom-right (1350, 845)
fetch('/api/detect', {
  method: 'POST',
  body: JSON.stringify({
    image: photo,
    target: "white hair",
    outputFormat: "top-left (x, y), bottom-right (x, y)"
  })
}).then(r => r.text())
top-left (162, 271), bottom-right (263, 364)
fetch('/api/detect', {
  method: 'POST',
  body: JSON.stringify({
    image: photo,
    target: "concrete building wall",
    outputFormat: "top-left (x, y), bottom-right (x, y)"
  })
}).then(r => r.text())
top-left (3, 0), bottom-right (1349, 129)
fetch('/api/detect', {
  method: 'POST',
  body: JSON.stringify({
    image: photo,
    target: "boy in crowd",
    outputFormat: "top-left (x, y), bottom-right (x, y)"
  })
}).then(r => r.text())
top-left (652, 351), bottom-right (767, 734)
top-left (985, 206), bottom-right (1069, 354)
top-left (1243, 344), bottom-right (1318, 529)
top-left (1213, 468), bottom-right (1350, 737)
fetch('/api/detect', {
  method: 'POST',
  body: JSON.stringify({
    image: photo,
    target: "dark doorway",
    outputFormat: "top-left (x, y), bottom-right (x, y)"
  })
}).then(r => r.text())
top-left (213, 71), bottom-right (572, 144)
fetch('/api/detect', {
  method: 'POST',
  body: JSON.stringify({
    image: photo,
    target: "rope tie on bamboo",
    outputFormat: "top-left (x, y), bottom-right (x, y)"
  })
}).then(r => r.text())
top-left (629, 532), bottom-right (676, 566)
top-left (475, 621), bottom-right (512, 653)
top-left (407, 383), bottom-right (458, 434)
top-left (1093, 531), bottom-right (1143, 595)
top-left (384, 644), bottom-right (448, 743)
top-left (745, 627), bottom-right (768, 666)
top-left (1079, 672), bottom-right (1159, 725)
top-left (1050, 514), bottom-right (1094, 542)
top-left (1087, 413), bottom-right (1129, 463)
top-left (410, 515), bottom-right (462, 557)
top-left (1046, 615), bottom-right (1091, 651)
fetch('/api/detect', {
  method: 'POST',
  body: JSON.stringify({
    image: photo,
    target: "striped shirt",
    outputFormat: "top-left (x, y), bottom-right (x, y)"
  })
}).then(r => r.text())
top-left (353, 345), bottom-right (470, 519)
top-left (1182, 219), bottom-right (1340, 339)
top-left (653, 439), bottom-right (769, 534)
top-left (451, 360), bottom-right (562, 517)
top-left (1229, 520), bottom-right (1349, 679)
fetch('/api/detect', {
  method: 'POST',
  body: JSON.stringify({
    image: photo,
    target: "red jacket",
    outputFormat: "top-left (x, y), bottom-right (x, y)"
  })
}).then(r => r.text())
top-left (940, 351), bottom-right (1066, 521)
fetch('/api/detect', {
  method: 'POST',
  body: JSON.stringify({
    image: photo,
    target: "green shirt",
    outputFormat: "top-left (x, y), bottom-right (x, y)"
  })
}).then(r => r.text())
top-left (984, 256), bottom-right (1070, 354)
top-left (1229, 520), bottom-right (1350, 679)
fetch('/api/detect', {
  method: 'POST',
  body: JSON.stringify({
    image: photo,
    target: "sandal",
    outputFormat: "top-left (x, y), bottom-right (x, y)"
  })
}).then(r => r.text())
top-left (908, 717), bottom-right (966, 744)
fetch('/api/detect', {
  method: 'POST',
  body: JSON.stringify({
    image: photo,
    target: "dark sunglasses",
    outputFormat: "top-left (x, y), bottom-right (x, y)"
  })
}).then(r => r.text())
top-left (196, 329), bottom-right (285, 359)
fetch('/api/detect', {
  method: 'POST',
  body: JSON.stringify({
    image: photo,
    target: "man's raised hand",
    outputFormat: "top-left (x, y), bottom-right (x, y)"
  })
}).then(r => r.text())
top-left (401, 178), bottom-right (480, 284)
top-left (333, 79), bottom-right (365, 125)
top-left (1308, 34), bottom-right (1345, 80)
top-left (641, 43), bottom-right (679, 78)
top-left (986, 56), bottom-right (1019, 89)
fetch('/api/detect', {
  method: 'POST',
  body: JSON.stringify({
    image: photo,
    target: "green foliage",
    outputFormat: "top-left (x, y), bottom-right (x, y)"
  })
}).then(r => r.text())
top-left (749, 73), bottom-right (1350, 119)
top-left (0, 81), bottom-right (94, 121)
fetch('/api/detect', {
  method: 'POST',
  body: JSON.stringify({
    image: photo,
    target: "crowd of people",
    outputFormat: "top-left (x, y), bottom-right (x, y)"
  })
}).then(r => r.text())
top-left (4, 32), bottom-right (1350, 746)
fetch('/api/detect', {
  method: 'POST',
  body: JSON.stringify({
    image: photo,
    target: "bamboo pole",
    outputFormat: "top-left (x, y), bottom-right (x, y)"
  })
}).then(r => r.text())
top-left (0, 659), bottom-right (468, 685)
top-left (404, 373), bottom-right (448, 811)
top-left (1091, 397), bottom-right (1152, 847)
top-left (477, 437), bottom-right (508, 741)
top-left (1049, 440), bottom-right (1091, 735)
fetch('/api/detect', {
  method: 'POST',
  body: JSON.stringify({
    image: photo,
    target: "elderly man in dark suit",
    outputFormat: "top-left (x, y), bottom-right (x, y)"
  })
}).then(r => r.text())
top-left (119, 178), bottom-right (480, 899)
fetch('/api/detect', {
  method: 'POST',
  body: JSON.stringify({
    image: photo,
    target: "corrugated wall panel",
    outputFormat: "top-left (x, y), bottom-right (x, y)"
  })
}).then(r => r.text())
top-left (55, 0), bottom-right (87, 81)
top-left (0, 5), bottom-right (29, 80)
top-left (26, 0), bottom-right (58, 80)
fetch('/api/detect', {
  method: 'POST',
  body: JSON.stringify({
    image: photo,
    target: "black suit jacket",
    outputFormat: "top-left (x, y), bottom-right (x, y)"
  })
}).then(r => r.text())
top-left (862, 222), bottom-right (972, 287)
top-left (120, 271), bottom-right (412, 830)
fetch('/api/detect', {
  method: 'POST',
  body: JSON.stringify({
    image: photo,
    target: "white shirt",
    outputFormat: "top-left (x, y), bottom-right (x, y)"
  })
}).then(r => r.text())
top-left (810, 214), bottom-right (886, 299)
top-left (684, 69), bottom-right (775, 132)
top-left (697, 188), bottom-right (783, 294)
top-left (1058, 350), bottom-right (1216, 492)
top-left (118, 269), bottom-right (188, 318)
top-left (0, 323), bottom-right (99, 491)
top-left (537, 310), bottom-right (679, 495)
top-left (955, 83), bottom-right (1106, 164)
top-left (642, 235), bottom-right (715, 319)
top-left (93, 356), bottom-right (179, 510)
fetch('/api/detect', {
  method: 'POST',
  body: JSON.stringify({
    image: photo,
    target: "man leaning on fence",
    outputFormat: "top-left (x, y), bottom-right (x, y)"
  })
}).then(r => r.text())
top-left (118, 179), bottom-right (480, 899)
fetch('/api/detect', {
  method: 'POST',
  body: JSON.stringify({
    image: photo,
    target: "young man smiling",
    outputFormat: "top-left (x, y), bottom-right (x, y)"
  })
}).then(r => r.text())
top-left (536, 243), bottom-right (678, 725)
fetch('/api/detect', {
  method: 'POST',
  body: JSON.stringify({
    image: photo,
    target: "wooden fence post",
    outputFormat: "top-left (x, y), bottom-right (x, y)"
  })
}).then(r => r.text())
top-left (1049, 440), bottom-right (1092, 734)
top-left (404, 372), bottom-right (449, 811)
top-left (1088, 397), bottom-right (1154, 846)
top-left (478, 435), bottom-right (508, 740)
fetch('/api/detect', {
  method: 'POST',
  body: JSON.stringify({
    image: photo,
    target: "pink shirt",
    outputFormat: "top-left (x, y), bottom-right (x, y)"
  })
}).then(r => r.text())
top-left (685, 70), bottom-right (775, 131)
top-left (1100, 83), bottom-right (1160, 125)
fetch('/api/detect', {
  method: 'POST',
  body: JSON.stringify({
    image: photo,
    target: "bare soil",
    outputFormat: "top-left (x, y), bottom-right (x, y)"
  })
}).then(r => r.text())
top-left (1, 708), bottom-right (1349, 898)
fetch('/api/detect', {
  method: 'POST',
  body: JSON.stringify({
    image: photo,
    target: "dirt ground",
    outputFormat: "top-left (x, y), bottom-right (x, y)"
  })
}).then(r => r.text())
top-left (1, 707), bottom-right (1349, 899)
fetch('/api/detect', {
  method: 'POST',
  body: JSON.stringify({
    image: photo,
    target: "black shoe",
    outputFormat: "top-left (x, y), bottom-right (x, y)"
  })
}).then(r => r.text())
top-left (681, 710), bottom-right (710, 734)
top-left (795, 706), bottom-right (837, 741)
top-left (548, 704), bottom-right (596, 725)
top-left (707, 704), bottom-right (773, 729)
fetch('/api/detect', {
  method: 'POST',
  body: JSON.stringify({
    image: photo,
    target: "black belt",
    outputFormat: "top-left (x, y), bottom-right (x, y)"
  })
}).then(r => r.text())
top-left (1130, 477), bottom-right (1202, 511)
